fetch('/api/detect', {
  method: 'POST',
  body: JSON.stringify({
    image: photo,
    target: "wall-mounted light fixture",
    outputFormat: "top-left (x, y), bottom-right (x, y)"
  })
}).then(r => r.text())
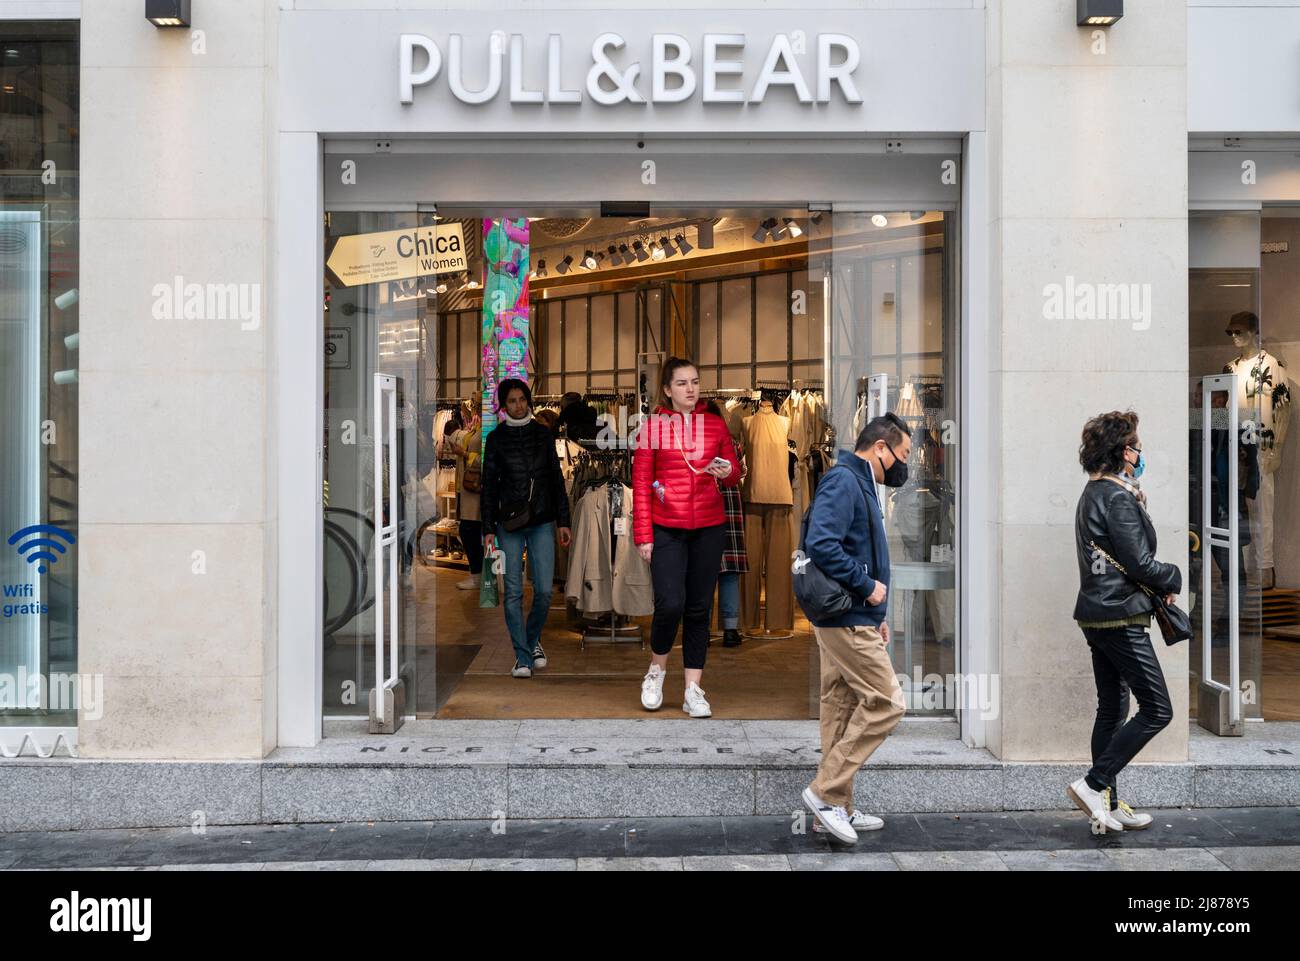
top-left (146, 0), bottom-right (191, 27)
top-left (1077, 0), bottom-right (1122, 26)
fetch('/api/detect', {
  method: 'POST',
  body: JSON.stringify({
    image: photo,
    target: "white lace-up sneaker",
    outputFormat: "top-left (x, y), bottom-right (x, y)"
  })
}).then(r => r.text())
top-left (801, 787), bottom-right (858, 844)
top-left (813, 809), bottom-right (884, 833)
top-left (1067, 777), bottom-right (1124, 834)
top-left (640, 665), bottom-right (665, 711)
top-left (456, 576), bottom-right (477, 591)
top-left (682, 682), bottom-right (712, 718)
top-left (1112, 800), bottom-right (1153, 830)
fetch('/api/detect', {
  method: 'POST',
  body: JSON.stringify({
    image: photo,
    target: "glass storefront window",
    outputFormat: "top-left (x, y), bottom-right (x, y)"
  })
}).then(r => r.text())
top-left (1, 21), bottom-right (79, 727)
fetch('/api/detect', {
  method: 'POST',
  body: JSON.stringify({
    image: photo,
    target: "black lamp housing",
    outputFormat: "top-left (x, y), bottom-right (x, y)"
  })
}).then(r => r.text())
top-left (1077, 0), bottom-right (1122, 27)
top-left (146, 0), bottom-right (191, 28)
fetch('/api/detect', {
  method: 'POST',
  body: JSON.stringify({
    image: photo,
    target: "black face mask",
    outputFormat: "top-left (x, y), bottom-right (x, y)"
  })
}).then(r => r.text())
top-left (878, 443), bottom-right (909, 488)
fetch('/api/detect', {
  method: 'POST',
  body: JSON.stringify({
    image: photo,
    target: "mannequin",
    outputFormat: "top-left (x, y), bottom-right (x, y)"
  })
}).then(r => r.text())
top-left (740, 399), bottom-right (795, 636)
top-left (1223, 311), bottom-right (1292, 590)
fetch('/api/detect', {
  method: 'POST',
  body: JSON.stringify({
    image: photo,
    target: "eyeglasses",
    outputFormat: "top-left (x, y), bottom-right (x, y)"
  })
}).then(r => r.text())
top-left (1126, 444), bottom-right (1143, 455)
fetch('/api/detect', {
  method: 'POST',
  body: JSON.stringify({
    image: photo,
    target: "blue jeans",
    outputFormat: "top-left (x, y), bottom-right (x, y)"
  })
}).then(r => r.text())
top-left (717, 571), bottom-right (740, 630)
top-left (496, 521), bottom-right (556, 667)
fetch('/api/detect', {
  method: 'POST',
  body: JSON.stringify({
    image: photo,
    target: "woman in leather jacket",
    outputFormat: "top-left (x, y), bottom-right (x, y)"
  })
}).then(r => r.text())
top-left (481, 378), bottom-right (572, 678)
top-left (1067, 410), bottom-right (1181, 834)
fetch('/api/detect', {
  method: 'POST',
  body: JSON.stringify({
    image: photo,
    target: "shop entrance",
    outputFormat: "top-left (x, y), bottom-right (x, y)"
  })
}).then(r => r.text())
top-left (1190, 208), bottom-right (1300, 725)
top-left (316, 141), bottom-right (962, 724)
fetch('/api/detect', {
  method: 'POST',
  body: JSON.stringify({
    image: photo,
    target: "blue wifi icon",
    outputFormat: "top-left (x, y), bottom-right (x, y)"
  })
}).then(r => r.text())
top-left (8, 525), bottom-right (77, 575)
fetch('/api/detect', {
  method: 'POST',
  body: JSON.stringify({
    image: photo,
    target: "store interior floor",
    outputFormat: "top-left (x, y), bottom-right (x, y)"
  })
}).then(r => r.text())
top-left (420, 562), bottom-right (820, 719)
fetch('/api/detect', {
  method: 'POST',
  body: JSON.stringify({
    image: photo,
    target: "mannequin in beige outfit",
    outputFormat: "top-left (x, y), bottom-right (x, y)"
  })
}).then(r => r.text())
top-left (740, 401), bottom-right (795, 634)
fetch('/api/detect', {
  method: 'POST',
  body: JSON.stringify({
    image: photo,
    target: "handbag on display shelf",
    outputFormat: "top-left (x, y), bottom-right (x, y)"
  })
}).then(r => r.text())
top-left (1088, 540), bottom-right (1192, 645)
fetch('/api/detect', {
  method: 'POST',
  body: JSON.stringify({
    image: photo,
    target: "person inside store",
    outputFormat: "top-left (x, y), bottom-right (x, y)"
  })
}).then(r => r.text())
top-left (632, 358), bottom-right (740, 717)
top-left (1069, 410), bottom-right (1179, 833)
top-left (447, 403), bottom-right (484, 591)
top-left (557, 391), bottom-right (600, 441)
top-left (799, 412), bottom-right (909, 844)
top-left (704, 399), bottom-right (749, 648)
top-left (481, 379), bottom-right (573, 678)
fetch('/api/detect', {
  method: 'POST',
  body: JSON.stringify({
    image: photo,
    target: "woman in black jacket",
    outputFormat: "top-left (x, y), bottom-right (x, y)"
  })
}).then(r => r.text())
top-left (1069, 410), bottom-right (1181, 834)
top-left (481, 379), bottom-right (572, 678)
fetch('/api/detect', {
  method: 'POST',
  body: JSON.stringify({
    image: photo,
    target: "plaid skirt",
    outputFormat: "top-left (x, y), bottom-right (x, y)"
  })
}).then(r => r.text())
top-left (719, 484), bottom-right (749, 574)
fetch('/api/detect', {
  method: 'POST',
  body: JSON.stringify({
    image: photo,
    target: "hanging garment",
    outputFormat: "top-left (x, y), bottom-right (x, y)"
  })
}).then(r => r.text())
top-left (566, 483), bottom-right (654, 616)
top-left (740, 503), bottom-right (794, 631)
top-left (718, 451), bottom-right (750, 575)
top-left (741, 402), bottom-right (794, 506)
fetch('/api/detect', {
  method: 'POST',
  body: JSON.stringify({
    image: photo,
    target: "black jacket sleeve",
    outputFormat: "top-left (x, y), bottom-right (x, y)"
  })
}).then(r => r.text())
top-left (480, 428), bottom-right (499, 532)
top-left (1106, 492), bottom-right (1182, 596)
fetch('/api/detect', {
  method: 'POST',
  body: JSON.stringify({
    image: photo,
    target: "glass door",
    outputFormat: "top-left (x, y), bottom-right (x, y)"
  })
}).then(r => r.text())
top-left (322, 209), bottom-right (440, 725)
top-left (811, 206), bottom-right (961, 716)
top-left (1188, 210), bottom-right (1265, 723)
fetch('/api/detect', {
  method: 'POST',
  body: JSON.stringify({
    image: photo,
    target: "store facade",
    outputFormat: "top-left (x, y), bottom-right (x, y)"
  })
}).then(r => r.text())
top-left (11, 0), bottom-right (1289, 787)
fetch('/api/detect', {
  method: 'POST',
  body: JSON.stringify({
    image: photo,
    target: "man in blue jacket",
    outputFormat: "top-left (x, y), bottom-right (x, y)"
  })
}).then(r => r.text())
top-left (800, 412), bottom-right (911, 844)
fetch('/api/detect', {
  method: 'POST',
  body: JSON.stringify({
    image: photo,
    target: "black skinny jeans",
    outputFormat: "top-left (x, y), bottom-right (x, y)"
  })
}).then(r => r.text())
top-left (1082, 624), bottom-right (1174, 806)
top-left (650, 524), bottom-right (726, 671)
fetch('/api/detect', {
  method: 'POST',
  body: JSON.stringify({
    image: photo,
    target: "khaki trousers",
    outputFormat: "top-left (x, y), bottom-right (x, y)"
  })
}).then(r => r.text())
top-left (810, 624), bottom-right (906, 810)
top-left (740, 504), bottom-right (793, 631)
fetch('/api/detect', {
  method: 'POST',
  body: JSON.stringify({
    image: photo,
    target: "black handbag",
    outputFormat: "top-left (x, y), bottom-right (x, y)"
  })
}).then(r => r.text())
top-left (1088, 540), bottom-right (1192, 645)
top-left (793, 467), bottom-right (873, 622)
top-left (499, 478), bottom-right (534, 532)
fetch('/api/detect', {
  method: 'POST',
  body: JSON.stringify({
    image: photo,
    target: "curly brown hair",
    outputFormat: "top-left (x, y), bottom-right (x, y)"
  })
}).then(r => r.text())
top-left (1079, 410), bottom-right (1139, 475)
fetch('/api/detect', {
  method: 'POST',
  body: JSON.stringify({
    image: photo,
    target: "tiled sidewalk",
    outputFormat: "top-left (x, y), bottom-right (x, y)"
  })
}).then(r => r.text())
top-left (3, 808), bottom-right (1299, 871)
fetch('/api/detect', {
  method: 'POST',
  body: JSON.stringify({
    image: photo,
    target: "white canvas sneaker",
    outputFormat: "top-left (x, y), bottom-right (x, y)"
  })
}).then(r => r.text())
top-left (682, 682), bottom-right (712, 718)
top-left (1112, 800), bottom-right (1153, 830)
top-left (1067, 777), bottom-right (1124, 834)
top-left (813, 809), bottom-right (884, 833)
top-left (801, 787), bottom-right (858, 844)
top-left (640, 665), bottom-right (665, 711)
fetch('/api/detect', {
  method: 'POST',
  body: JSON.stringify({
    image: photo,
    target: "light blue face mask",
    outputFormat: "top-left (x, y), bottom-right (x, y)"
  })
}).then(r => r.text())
top-left (1128, 446), bottom-right (1145, 479)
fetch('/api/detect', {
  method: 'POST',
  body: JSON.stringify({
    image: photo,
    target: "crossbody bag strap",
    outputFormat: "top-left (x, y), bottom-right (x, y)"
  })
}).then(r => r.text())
top-left (1088, 539), bottom-right (1155, 598)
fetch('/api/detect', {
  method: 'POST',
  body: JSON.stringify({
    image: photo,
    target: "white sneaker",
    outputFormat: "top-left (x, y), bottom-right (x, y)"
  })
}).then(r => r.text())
top-left (813, 809), bottom-right (883, 833)
top-left (511, 663), bottom-right (532, 679)
top-left (801, 787), bottom-right (858, 844)
top-left (1112, 800), bottom-right (1153, 830)
top-left (1067, 777), bottom-right (1124, 834)
top-left (640, 666), bottom-right (665, 711)
top-left (456, 576), bottom-right (477, 591)
top-left (682, 682), bottom-right (712, 718)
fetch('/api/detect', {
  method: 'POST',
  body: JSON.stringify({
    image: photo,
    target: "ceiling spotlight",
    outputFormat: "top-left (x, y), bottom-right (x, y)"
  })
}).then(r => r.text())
top-left (556, 254), bottom-right (574, 274)
top-left (435, 281), bottom-right (449, 293)
top-left (697, 223), bottom-right (715, 249)
top-left (871, 214), bottom-right (889, 228)
top-left (753, 218), bottom-right (778, 243)
top-left (582, 250), bottom-right (599, 270)
top-left (633, 240), bottom-right (649, 262)
top-left (607, 244), bottom-right (621, 266)
top-left (146, 0), bottom-right (191, 27)
top-left (618, 243), bottom-right (632, 263)
top-left (534, 258), bottom-right (547, 277)
top-left (783, 218), bottom-right (804, 239)
top-left (674, 233), bottom-right (693, 256)
top-left (909, 211), bottom-right (926, 222)
top-left (809, 213), bottom-right (824, 227)
top-left (652, 238), bottom-right (669, 260)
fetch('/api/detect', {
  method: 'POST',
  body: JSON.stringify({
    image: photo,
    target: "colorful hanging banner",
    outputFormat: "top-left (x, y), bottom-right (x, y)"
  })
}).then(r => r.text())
top-left (480, 217), bottom-right (530, 444)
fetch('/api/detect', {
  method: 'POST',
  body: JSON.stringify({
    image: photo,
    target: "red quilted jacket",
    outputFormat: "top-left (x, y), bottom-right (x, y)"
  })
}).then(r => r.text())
top-left (633, 402), bottom-right (740, 544)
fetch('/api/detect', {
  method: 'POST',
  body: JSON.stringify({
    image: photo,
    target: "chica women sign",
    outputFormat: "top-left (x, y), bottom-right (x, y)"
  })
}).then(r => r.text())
top-left (325, 222), bottom-right (467, 288)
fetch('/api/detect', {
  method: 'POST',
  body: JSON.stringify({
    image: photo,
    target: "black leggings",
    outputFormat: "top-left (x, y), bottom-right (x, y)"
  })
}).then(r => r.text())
top-left (650, 524), bottom-right (725, 671)
top-left (1082, 624), bottom-right (1175, 805)
top-left (459, 519), bottom-right (484, 575)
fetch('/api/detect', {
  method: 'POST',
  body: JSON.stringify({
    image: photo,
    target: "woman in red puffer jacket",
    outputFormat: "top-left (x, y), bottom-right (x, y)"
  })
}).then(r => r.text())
top-left (632, 357), bottom-right (740, 718)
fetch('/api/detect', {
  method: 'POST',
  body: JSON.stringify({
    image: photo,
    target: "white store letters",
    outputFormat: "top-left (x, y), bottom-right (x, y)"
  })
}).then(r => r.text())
top-left (399, 32), bottom-right (863, 106)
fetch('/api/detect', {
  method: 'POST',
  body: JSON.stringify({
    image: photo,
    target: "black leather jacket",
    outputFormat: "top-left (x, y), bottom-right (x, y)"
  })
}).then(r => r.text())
top-left (481, 419), bottom-right (571, 532)
top-left (1073, 478), bottom-right (1182, 622)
